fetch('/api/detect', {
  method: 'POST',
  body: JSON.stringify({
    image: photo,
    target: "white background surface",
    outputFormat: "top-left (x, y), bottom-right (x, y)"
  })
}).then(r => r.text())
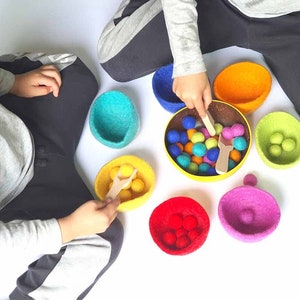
top-left (0, 1), bottom-right (299, 299)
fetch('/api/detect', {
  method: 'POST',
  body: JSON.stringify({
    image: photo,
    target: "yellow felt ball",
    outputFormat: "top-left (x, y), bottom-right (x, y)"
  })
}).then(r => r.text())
top-left (131, 178), bottom-right (145, 193)
top-left (119, 163), bottom-right (134, 177)
top-left (119, 189), bottom-right (132, 202)
top-left (109, 166), bottom-right (120, 180)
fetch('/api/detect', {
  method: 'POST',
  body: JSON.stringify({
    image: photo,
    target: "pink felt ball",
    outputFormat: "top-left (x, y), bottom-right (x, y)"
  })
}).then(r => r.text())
top-left (221, 127), bottom-right (234, 140)
top-left (176, 235), bottom-right (191, 249)
top-left (168, 213), bottom-right (183, 229)
top-left (231, 123), bottom-right (245, 137)
top-left (162, 230), bottom-right (176, 246)
top-left (183, 215), bottom-right (198, 230)
top-left (200, 127), bottom-right (210, 139)
top-left (243, 174), bottom-right (258, 186)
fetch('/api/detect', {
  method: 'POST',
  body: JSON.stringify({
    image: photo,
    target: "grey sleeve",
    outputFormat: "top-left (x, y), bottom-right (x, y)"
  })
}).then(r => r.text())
top-left (0, 68), bottom-right (15, 96)
top-left (0, 218), bottom-right (62, 256)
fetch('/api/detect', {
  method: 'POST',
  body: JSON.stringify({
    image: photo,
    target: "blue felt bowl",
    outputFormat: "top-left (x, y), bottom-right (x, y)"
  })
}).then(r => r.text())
top-left (89, 90), bottom-right (140, 148)
top-left (152, 64), bottom-right (186, 113)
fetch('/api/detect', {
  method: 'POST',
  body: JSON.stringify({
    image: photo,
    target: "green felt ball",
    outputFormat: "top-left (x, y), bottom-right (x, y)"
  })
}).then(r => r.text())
top-left (191, 132), bottom-right (205, 143)
top-left (269, 132), bottom-right (284, 145)
top-left (281, 138), bottom-right (296, 152)
top-left (214, 123), bottom-right (223, 135)
top-left (268, 144), bottom-right (282, 157)
top-left (187, 162), bottom-right (199, 174)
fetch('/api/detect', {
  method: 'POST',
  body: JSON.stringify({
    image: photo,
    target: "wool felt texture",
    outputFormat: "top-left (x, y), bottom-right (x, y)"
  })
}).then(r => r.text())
top-left (218, 180), bottom-right (281, 242)
top-left (149, 196), bottom-right (210, 255)
top-left (89, 90), bottom-right (140, 149)
top-left (255, 111), bottom-right (300, 169)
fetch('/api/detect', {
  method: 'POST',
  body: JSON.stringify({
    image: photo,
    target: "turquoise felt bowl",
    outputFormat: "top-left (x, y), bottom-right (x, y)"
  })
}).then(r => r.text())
top-left (89, 90), bottom-right (140, 148)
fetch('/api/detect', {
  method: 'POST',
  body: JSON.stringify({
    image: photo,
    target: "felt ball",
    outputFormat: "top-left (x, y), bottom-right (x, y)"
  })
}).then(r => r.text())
top-left (182, 115), bottom-right (196, 129)
top-left (205, 137), bottom-right (218, 149)
top-left (188, 228), bottom-right (201, 241)
top-left (222, 127), bottom-right (234, 140)
top-left (166, 129), bottom-right (180, 143)
top-left (214, 123), bottom-right (224, 135)
top-left (131, 178), bottom-right (145, 193)
top-left (243, 173), bottom-right (258, 186)
top-left (168, 213), bottom-right (183, 229)
top-left (233, 136), bottom-right (248, 151)
top-left (191, 155), bottom-right (203, 165)
top-left (203, 154), bottom-right (214, 165)
top-left (175, 228), bottom-right (188, 238)
top-left (229, 149), bottom-right (242, 162)
top-left (109, 166), bottom-right (120, 180)
top-left (198, 163), bottom-right (210, 173)
top-left (191, 132), bottom-right (205, 143)
top-left (268, 144), bottom-right (282, 157)
top-left (207, 166), bottom-right (217, 176)
top-left (282, 138), bottom-right (296, 152)
top-left (184, 141), bottom-right (194, 155)
top-left (183, 215), bottom-right (198, 230)
top-left (168, 144), bottom-right (182, 157)
top-left (228, 159), bottom-right (236, 170)
top-left (187, 128), bottom-right (197, 140)
top-left (176, 235), bottom-right (191, 249)
top-left (119, 189), bottom-right (132, 202)
top-left (231, 123), bottom-right (245, 137)
top-left (200, 127), bottom-right (210, 139)
top-left (176, 142), bottom-right (184, 151)
top-left (187, 162), bottom-right (199, 174)
top-left (269, 132), bottom-right (284, 145)
top-left (179, 131), bottom-right (188, 144)
top-left (207, 147), bottom-right (220, 162)
top-left (162, 231), bottom-right (176, 246)
top-left (192, 142), bottom-right (207, 157)
top-left (176, 154), bottom-right (191, 169)
top-left (119, 163), bottom-right (134, 177)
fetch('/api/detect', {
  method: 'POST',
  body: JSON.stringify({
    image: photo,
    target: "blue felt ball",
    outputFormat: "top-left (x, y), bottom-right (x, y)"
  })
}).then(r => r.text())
top-left (233, 136), bottom-right (247, 151)
top-left (168, 144), bottom-right (182, 157)
top-left (198, 163), bottom-right (210, 174)
top-left (207, 147), bottom-right (220, 162)
top-left (192, 142), bottom-right (206, 157)
top-left (176, 154), bottom-right (191, 169)
top-left (182, 115), bottom-right (196, 129)
top-left (228, 159), bottom-right (236, 170)
top-left (166, 129), bottom-right (180, 143)
top-left (207, 166), bottom-right (217, 176)
top-left (179, 131), bottom-right (188, 144)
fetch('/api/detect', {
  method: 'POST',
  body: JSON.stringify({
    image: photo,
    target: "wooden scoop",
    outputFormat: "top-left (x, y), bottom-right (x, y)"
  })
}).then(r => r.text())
top-left (202, 111), bottom-right (216, 136)
top-left (105, 168), bottom-right (138, 199)
top-left (216, 135), bottom-right (233, 174)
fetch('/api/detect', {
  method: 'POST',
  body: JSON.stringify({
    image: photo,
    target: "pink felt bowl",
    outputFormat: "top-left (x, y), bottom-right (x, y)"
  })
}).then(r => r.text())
top-left (149, 196), bottom-right (210, 255)
top-left (218, 186), bottom-right (281, 242)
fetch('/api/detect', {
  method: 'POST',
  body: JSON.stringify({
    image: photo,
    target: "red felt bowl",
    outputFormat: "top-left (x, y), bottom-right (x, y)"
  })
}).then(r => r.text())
top-left (149, 196), bottom-right (210, 255)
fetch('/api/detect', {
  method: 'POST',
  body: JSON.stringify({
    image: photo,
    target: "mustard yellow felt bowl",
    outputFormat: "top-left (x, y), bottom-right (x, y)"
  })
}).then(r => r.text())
top-left (164, 100), bottom-right (252, 182)
top-left (94, 155), bottom-right (155, 212)
top-left (255, 112), bottom-right (300, 169)
top-left (213, 62), bottom-right (272, 114)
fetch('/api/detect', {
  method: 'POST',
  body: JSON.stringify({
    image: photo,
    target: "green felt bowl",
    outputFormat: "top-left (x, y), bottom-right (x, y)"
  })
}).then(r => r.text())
top-left (255, 112), bottom-right (300, 169)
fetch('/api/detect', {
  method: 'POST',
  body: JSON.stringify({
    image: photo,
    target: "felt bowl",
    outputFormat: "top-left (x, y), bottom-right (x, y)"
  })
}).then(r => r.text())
top-left (152, 64), bottom-right (186, 113)
top-left (218, 174), bottom-right (281, 242)
top-left (255, 111), bottom-right (300, 169)
top-left (149, 196), bottom-right (210, 255)
top-left (94, 155), bottom-right (155, 212)
top-left (89, 90), bottom-right (140, 148)
top-left (164, 100), bottom-right (251, 182)
top-left (213, 61), bottom-right (272, 114)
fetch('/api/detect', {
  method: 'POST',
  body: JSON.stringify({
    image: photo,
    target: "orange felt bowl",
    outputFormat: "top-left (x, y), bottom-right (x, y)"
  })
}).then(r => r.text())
top-left (213, 62), bottom-right (272, 114)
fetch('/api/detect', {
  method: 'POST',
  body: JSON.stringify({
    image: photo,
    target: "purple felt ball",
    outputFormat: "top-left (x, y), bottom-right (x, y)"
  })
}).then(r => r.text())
top-left (207, 147), bottom-right (220, 162)
top-left (243, 173), bottom-right (258, 186)
top-left (221, 127), bottom-right (234, 140)
top-left (166, 129), bottom-right (180, 143)
top-left (231, 123), bottom-right (245, 137)
top-left (200, 127), bottom-right (210, 139)
top-left (182, 115), bottom-right (196, 129)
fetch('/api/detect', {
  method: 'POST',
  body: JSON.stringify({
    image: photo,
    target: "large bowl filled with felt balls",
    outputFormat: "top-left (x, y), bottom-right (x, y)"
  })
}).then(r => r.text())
top-left (218, 174), bottom-right (281, 242)
top-left (164, 100), bottom-right (251, 182)
top-left (255, 111), bottom-right (300, 169)
top-left (149, 196), bottom-right (210, 255)
top-left (89, 90), bottom-right (140, 148)
top-left (213, 61), bottom-right (272, 114)
top-left (94, 155), bottom-right (155, 212)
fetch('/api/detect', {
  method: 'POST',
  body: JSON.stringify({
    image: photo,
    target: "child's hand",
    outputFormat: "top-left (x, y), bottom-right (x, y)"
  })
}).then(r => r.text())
top-left (58, 198), bottom-right (120, 243)
top-left (9, 65), bottom-right (62, 98)
top-left (172, 72), bottom-right (212, 118)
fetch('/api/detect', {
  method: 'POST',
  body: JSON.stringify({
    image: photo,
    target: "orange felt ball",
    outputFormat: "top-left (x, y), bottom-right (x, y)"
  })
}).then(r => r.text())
top-left (187, 128), bottom-right (197, 140)
top-left (176, 142), bottom-right (184, 152)
top-left (229, 149), bottom-right (242, 162)
top-left (191, 155), bottom-right (203, 165)
top-left (184, 141), bottom-right (194, 155)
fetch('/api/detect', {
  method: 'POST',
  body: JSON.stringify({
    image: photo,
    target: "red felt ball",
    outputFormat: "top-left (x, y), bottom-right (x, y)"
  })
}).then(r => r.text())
top-left (168, 213), bottom-right (183, 229)
top-left (188, 228), bottom-right (202, 241)
top-left (162, 230), bottom-right (176, 246)
top-left (175, 228), bottom-right (188, 238)
top-left (176, 235), bottom-right (191, 249)
top-left (183, 215), bottom-right (198, 230)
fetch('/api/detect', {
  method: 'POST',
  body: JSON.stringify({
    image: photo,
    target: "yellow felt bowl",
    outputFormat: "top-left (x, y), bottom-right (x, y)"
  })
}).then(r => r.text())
top-left (255, 112), bottom-right (300, 169)
top-left (164, 100), bottom-right (252, 182)
top-left (213, 61), bottom-right (272, 114)
top-left (94, 155), bottom-right (155, 212)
